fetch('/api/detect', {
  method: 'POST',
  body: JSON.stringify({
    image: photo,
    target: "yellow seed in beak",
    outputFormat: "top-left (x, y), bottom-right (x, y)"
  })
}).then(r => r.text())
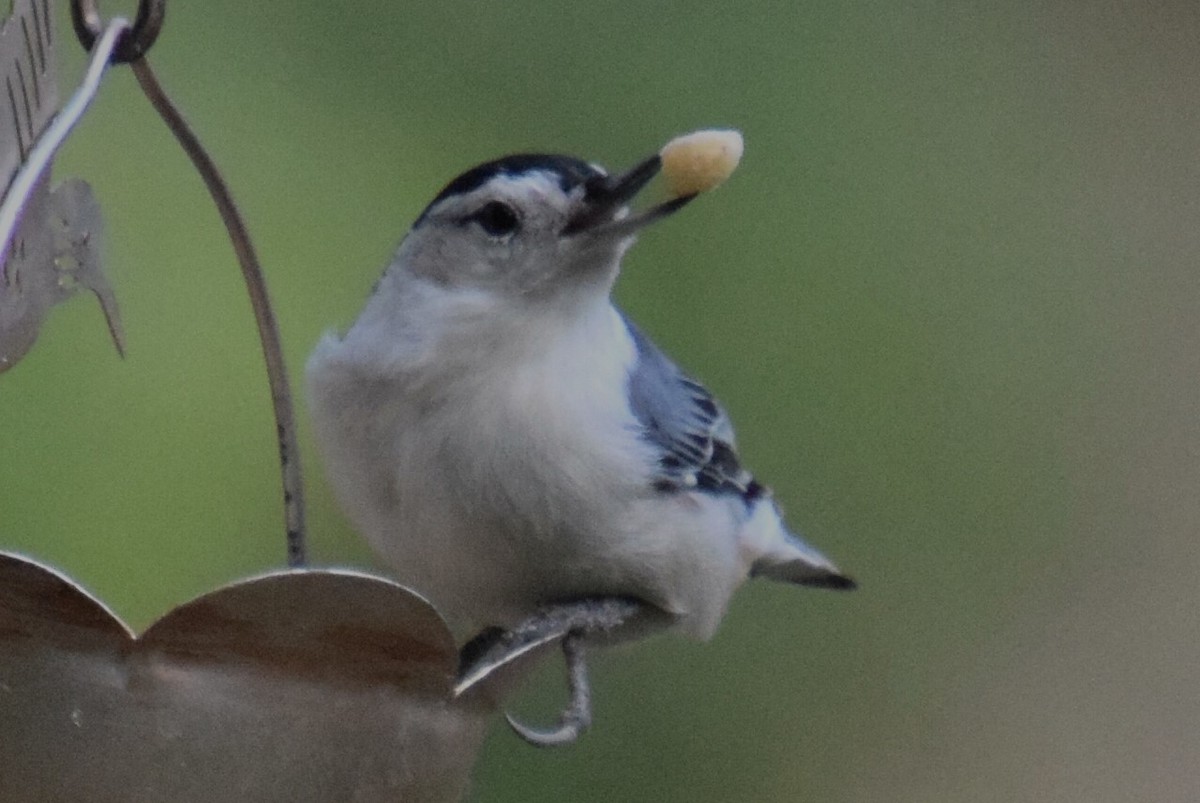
top-left (660, 129), bottom-right (744, 197)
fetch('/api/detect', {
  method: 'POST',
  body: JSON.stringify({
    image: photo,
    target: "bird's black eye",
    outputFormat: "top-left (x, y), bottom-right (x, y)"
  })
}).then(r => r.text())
top-left (470, 201), bottom-right (520, 237)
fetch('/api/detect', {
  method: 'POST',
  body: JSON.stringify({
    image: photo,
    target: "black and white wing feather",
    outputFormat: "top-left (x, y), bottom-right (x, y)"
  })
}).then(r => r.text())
top-left (621, 314), bottom-right (855, 591)
top-left (622, 315), bottom-right (763, 501)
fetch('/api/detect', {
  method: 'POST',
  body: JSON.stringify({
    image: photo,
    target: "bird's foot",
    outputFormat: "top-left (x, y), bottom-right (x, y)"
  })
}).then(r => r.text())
top-left (454, 596), bottom-right (651, 747)
top-left (504, 633), bottom-right (591, 746)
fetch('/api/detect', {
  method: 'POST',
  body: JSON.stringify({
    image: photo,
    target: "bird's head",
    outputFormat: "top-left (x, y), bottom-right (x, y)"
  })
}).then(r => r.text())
top-left (393, 152), bottom-right (693, 304)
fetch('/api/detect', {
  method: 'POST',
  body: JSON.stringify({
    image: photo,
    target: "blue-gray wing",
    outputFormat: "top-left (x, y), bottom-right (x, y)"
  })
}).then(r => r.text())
top-left (621, 314), bottom-right (762, 500)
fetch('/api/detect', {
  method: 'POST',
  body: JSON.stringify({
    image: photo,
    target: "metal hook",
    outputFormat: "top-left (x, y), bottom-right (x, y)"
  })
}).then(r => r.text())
top-left (70, 0), bottom-right (165, 64)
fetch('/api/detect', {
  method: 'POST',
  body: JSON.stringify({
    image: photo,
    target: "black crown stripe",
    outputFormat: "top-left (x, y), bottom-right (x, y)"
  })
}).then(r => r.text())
top-left (415, 154), bottom-right (604, 224)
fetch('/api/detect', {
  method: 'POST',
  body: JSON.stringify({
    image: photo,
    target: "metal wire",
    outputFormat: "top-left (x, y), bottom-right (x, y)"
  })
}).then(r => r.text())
top-left (0, 17), bottom-right (129, 281)
top-left (129, 58), bottom-right (308, 567)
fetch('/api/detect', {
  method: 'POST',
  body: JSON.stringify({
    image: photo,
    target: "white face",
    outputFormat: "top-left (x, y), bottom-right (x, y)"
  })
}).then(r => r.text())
top-left (398, 170), bottom-right (633, 300)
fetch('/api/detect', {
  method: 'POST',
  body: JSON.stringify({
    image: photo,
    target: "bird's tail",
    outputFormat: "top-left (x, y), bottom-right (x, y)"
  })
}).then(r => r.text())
top-left (745, 501), bottom-right (856, 590)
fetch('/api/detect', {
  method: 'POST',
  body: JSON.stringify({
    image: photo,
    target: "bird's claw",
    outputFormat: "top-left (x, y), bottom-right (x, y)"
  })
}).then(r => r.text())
top-left (455, 596), bottom-right (652, 746)
top-left (505, 634), bottom-right (591, 747)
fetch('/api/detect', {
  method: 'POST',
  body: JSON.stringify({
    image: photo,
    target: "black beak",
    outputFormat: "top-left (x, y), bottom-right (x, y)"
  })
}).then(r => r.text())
top-left (563, 154), bottom-right (696, 237)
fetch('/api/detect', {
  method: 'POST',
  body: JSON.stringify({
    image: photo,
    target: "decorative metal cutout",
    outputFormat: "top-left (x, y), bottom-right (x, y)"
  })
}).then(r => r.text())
top-left (0, 0), bottom-right (123, 373)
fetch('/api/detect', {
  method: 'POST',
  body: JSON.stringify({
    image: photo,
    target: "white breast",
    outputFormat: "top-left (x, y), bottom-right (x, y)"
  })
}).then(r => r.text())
top-left (309, 289), bottom-right (653, 629)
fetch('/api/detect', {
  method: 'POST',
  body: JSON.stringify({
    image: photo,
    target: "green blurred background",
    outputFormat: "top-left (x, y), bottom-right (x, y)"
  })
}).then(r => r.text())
top-left (5, 1), bottom-right (1199, 800)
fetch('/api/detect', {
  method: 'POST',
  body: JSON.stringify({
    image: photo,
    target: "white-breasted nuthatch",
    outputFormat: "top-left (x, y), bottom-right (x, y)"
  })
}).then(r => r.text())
top-left (307, 132), bottom-right (853, 744)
